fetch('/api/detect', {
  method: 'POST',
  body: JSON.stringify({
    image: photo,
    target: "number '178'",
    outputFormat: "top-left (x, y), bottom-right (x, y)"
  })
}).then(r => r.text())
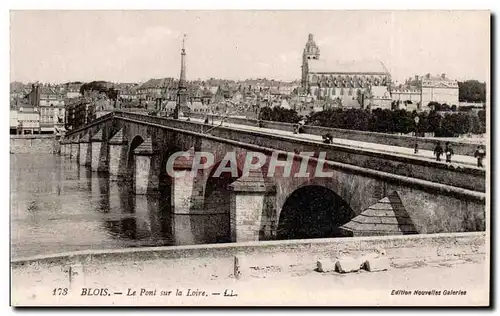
top-left (52, 288), bottom-right (68, 296)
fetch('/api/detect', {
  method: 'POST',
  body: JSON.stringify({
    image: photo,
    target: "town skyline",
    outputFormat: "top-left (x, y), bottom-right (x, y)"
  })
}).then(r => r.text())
top-left (11, 11), bottom-right (490, 84)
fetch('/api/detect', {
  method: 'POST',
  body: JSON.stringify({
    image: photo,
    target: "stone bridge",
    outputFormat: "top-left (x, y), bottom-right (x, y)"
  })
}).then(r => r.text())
top-left (60, 111), bottom-right (486, 242)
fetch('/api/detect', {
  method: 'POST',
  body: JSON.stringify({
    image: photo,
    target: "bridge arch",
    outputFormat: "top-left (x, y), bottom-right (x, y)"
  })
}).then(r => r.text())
top-left (127, 135), bottom-right (145, 179)
top-left (277, 185), bottom-right (355, 240)
top-left (203, 160), bottom-right (243, 214)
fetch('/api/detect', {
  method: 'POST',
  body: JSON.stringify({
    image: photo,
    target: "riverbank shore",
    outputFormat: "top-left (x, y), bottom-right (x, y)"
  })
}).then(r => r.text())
top-left (11, 232), bottom-right (488, 306)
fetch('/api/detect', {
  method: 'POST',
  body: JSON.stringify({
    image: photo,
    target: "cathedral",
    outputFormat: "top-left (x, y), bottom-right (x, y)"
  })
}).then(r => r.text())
top-left (301, 34), bottom-right (392, 109)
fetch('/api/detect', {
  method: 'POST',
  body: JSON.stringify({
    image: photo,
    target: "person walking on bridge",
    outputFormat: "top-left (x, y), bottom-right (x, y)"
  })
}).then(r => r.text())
top-left (297, 118), bottom-right (306, 134)
top-left (474, 145), bottom-right (486, 168)
top-left (445, 142), bottom-right (454, 163)
top-left (322, 133), bottom-right (333, 144)
top-left (434, 142), bottom-right (443, 162)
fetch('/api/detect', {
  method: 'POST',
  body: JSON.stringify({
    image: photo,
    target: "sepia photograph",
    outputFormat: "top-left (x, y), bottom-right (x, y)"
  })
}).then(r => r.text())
top-left (9, 9), bottom-right (490, 307)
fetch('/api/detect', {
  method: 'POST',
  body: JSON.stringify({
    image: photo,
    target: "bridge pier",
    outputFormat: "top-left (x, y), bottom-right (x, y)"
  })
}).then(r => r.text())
top-left (108, 129), bottom-right (128, 180)
top-left (91, 129), bottom-right (108, 172)
top-left (133, 137), bottom-right (160, 195)
top-left (70, 138), bottom-right (80, 162)
top-left (79, 133), bottom-right (91, 167)
top-left (171, 174), bottom-right (194, 214)
top-left (64, 141), bottom-right (71, 157)
top-left (229, 172), bottom-right (277, 242)
top-left (169, 149), bottom-right (207, 214)
top-left (65, 139), bottom-right (71, 158)
top-left (69, 142), bottom-right (75, 158)
top-left (60, 142), bottom-right (67, 156)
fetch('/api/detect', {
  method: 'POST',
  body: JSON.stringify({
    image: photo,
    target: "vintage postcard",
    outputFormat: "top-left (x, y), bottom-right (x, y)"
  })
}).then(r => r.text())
top-left (9, 10), bottom-right (490, 306)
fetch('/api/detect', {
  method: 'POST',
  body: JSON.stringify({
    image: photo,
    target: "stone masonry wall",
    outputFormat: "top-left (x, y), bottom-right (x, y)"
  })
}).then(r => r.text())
top-left (10, 136), bottom-right (59, 154)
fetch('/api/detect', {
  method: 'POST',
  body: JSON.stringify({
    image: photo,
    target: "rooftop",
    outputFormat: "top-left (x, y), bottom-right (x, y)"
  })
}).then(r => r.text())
top-left (308, 59), bottom-right (389, 75)
top-left (139, 78), bottom-right (177, 89)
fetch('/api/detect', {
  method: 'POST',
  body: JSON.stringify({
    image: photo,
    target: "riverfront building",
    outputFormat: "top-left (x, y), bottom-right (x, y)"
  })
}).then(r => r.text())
top-left (391, 74), bottom-right (459, 110)
top-left (20, 84), bottom-right (66, 134)
top-left (13, 104), bottom-right (40, 135)
top-left (421, 74), bottom-right (459, 106)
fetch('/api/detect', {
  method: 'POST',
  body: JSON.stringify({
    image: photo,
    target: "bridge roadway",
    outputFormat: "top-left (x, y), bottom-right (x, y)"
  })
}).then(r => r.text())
top-left (186, 117), bottom-right (479, 168)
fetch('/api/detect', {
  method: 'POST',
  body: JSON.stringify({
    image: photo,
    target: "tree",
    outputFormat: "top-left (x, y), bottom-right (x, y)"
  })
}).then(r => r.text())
top-left (426, 110), bottom-right (442, 136)
top-left (455, 113), bottom-right (471, 135)
top-left (268, 106), bottom-right (481, 137)
top-left (107, 88), bottom-right (119, 101)
top-left (478, 110), bottom-right (486, 134)
top-left (392, 109), bottom-right (413, 134)
top-left (439, 113), bottom-right (471, 136)
top-left (440, 114), bottom-right (457, 137)
top-left (259, 107), bottom-right (300, 123)
top-left (428, 101), bottom-right (440, 110)
top-left (80, 81), bottom-right (118, 101)
top-left (470, 114), bottom-right (482, 134)
top-left (458, 80), bottom-right (486, 103)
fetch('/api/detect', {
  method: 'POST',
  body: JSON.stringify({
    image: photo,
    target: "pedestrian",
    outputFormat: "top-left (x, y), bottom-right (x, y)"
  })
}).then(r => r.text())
top-left (434, 142), bottom-right (443, 162)
top-left (474, 145), bottom-right (486, 168)
top-left (414, 142), bottom-right (419, 154)
top-left (323, 133), bottom-right (333, 144)
top-left (204, 116), bottom-right (209, 124)
top-left (445, 142), bottom-right (454, 163)
top-left (298, 119), bottom-right (305, 134)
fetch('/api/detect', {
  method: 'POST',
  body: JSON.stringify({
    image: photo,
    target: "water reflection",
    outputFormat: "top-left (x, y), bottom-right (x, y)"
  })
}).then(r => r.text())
top-left (172, 214), bottom-right (230, 246)
top-left (11, 154), bottom-right (231, 258)
top-left (78, 167), bottom-right (92, 191)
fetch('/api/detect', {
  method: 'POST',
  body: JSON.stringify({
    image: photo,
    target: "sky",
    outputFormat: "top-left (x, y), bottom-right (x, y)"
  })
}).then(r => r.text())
top-left (10, 10), bottom-right (490, 84)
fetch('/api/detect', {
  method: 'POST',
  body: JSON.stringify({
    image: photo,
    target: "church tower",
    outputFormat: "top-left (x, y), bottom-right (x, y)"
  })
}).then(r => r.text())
top-left (174, 34), bottom-right (188, 119)
top-left (301, 33), bottom-right (320, 92)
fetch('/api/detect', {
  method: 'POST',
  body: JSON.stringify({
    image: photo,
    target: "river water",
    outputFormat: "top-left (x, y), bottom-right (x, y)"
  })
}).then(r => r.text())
top-left (10, 154), bottom-right (230, 259)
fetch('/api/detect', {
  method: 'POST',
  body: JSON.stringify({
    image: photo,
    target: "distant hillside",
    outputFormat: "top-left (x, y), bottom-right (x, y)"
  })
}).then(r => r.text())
top-left (10, 81), bottom-right (29, 92)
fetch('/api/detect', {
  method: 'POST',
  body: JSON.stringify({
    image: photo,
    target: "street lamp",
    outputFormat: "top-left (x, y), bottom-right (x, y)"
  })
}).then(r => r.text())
top-left (414, 115), bottom-right (420, 154)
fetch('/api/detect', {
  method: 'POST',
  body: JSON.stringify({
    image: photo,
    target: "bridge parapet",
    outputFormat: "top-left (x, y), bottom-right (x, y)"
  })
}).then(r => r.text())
top-left (66, 112), bottom-right (115, 137)
top-left (186, 112), bottom-right (484, 156)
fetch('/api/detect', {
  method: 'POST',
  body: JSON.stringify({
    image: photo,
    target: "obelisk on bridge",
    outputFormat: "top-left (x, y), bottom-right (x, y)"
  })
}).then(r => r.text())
top-left (174, 34), bottom-right (188, 119)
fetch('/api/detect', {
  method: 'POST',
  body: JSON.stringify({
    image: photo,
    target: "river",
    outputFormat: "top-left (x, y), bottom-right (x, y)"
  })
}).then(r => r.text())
top-left (10, 154), bottom-right (230, 259)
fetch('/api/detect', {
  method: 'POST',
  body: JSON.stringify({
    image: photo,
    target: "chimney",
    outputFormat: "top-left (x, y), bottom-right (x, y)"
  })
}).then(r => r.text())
top-left (441, 73), bottom-right (446, 79)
